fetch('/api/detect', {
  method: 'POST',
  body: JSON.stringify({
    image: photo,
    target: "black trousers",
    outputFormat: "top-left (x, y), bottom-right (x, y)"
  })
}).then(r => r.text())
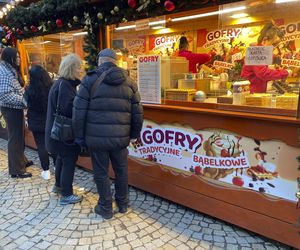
top-left (32, 131), bottom-right (56, 171)
top-left (91, 148), bottom-right (129, 212)
top-left (55, 147), bottom-right (79, 196)
top-left (1, 107), bottom-right (26, 175)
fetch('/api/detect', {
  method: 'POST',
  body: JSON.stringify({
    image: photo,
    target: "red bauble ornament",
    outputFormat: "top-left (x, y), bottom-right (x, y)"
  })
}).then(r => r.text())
top-left (128, 0), bottom-right (137, 9)
top-left (164, 0), bottom-right (175, 11)
top-left (30, 25), bottom-right (37, 32)
top-left (56, 19), bottom-right (63, 28)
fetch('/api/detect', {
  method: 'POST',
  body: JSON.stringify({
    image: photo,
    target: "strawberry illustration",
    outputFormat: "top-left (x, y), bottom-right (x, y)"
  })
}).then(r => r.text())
top-left (194, 166), bottom-right (202, 175)
top-left (221, 149), bottom-right (230, 157)
top-left (256, 165), bottom-right (265, 173)
top-left (232, 176), bottom-right (244, 186)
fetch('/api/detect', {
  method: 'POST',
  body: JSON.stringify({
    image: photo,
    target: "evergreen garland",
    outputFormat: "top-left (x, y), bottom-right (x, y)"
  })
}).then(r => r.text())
top-left (0, 0), bottom-right (241, 70)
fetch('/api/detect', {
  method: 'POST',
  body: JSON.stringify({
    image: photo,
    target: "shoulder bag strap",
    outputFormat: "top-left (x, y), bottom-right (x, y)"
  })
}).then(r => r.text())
top-left (90, 67), bottom-right (115, 99)
top-left (55, 80), bottom-right (63, 114)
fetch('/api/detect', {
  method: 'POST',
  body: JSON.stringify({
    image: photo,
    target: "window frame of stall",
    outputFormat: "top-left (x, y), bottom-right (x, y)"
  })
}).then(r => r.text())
top-left (17, 29), bottom-right (87, 84)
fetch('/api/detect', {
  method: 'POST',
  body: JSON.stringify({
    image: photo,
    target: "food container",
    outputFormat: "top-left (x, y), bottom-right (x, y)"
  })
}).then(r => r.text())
top-left (178, 79), bottom-right (196, 89)
top-left (184, 73), bottom-right (196, 80)
top-left (210, 76), bottom-right (220, 91)
top-left (276, 93), bottom-right (298, 109)
top-left (232, 81), bottom-right (250, 105)
top-left (165, 89), bottom-right (196, 101)
top-left (245, 94), bottom-right (272, 107)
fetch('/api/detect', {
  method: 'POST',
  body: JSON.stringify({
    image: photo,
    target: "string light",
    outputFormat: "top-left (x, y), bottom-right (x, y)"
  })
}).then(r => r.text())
top-left (0, 0), bottom-right (21, 19)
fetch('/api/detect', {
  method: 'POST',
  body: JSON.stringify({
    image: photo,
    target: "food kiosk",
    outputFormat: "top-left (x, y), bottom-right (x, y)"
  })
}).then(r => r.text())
top-left (19, 0), bottom-right (300, 247)
top-left (103, 1), bottom-right (300, 248)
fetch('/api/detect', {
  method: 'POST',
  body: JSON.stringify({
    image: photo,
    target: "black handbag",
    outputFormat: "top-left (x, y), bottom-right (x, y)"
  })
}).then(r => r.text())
top-left (50, 81), bottom-right (74, 142)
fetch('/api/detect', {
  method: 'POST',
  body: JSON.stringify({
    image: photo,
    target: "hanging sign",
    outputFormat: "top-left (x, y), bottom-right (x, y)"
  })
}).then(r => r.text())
top-left (245, 46), bottom-right (273, 65)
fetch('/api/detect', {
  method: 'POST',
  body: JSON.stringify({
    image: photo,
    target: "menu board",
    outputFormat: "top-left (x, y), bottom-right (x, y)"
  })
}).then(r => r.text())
top-left (137, 55), bottom-right (161, 104)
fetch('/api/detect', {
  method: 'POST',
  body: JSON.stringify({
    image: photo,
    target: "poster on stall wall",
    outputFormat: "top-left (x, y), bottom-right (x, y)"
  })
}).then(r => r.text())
top-left (126, 36), bottom-right (146, 56)
top-left (149, 32), bottom-right (194, 56)
top-left (137, 55), bottom-right (161, 104)
top-left (128, 120), bottom-right (299, 202)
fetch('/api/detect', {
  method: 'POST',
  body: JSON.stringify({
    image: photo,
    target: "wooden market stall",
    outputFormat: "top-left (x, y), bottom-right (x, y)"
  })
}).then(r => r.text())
top-left (7, 0), bottom-right (300, 248)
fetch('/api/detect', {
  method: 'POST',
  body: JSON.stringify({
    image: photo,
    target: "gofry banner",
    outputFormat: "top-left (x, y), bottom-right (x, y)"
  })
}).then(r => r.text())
top-left (128, 120), bottom-right (299, 202)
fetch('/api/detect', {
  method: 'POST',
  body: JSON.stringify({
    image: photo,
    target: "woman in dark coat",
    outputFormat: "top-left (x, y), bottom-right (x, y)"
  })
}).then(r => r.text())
top-left (25, 65), bottom-right (54, 180)
top-left (45, 54), bottom-right (82, 205)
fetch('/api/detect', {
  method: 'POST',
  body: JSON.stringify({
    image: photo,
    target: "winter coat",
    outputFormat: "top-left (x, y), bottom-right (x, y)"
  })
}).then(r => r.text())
top-left (0, 62), bottom-right (26, 109)
top-left (241, 64), bottom-right (289, 93)
top-left (45, 77), bottom-right (80, 155)
top-left (73, 62), bottom-right (143, 150)
top-left (178, 49), bottom-right (211, 73)
top-left (24, 66), bottom-right (52, 133)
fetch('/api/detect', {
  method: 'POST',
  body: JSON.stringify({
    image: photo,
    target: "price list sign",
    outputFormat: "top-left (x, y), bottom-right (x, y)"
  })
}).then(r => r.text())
top-left (137, 55), bottom-right (161, 104)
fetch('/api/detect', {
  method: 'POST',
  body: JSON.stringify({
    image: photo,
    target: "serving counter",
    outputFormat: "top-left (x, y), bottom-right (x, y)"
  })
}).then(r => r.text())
top-left (23, 103), bottom-right (300, 248)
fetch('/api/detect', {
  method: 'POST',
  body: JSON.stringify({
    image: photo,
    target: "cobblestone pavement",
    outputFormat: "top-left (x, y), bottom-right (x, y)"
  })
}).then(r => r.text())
top-left (0, 139), bottom-right (292, 250)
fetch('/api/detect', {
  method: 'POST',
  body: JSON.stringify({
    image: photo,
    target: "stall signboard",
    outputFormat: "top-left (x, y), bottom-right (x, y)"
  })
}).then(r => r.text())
top-left (135, 19), bottom-right (150, 31)
top-left (149, 32), bottom-right (194, 56)
top-left (129, 120), bottom-right (299, 202)
top-left (137, 55), bottom-right (161, 104)
top-left (126, 36), bottom-right (146, 56)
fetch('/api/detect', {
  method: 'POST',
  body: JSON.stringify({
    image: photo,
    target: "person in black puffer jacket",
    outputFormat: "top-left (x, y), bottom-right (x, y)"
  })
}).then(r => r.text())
top-left (25, 65), bottom-right (55, 180)
top-left (73, 48), bottom-right (143, 219)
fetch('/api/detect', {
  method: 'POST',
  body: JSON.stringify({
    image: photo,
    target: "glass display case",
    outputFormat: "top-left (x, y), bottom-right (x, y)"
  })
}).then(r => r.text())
top-left (109, 0), bottom-right (300, 117)
top-left (17, 30), bottom-right (86, 83)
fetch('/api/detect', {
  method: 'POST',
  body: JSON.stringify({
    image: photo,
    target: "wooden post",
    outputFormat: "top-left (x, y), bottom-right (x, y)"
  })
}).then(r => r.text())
top-left (297, 87), bottom-right (300, 119)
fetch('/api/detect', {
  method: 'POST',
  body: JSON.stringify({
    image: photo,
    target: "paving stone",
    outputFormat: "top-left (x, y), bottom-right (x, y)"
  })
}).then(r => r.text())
top-left (226, 244), bottom-right (239, 250)
top-left (66, 239), bottom-right (79, 246)
top-left (36, 241), bottom-right (52, 250)
top-left (19, 241), bottom-right (35, 250)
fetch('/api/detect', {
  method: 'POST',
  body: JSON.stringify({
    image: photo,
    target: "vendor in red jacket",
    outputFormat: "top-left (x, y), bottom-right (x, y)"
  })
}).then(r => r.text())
top-left (241, 22), bottom-right (291, 93)
top-left (178, 36), bottom-right (211, 73)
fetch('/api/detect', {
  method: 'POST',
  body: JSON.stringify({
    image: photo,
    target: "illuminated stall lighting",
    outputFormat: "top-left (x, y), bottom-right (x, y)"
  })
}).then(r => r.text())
top-left (150, 20), bottom-right (166, 26)
top-left (152, 26), bottom-right (165, 29)
top-left (230, 13), bottom-right (248, 18)
top-left (40, 41), bottom-right (51, 44)
top-left (172, 6), bottom-right (246, 22)
top-left (115, 20), bottom-right (166, 31)
top-left (72, 31), bottom-right (88, 36)
top-left (115, 25), bottom-right (136, 31)
top-left (275, 0), bottom-right (299, 3)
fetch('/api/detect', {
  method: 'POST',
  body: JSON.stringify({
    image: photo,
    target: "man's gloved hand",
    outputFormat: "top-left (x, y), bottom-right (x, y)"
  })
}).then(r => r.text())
top-left (74, 138), bottom-right (87, 148)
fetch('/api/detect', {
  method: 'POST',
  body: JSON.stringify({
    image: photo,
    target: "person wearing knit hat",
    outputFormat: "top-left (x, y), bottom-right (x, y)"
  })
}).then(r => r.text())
top-left (97, 48), bottom-right (117, 62)
top-left (73, 50), bottom-right (143, 219)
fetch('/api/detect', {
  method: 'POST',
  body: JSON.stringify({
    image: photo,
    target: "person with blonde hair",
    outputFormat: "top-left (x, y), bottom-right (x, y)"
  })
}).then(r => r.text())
top-left (45, 53), bottom-right (82, 205)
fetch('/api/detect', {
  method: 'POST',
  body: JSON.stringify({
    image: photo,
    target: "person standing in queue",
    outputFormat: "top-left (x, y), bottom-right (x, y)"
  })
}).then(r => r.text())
top-left (178, 36), bottom-right (211, 73)
top-left (0, 47), bottom-right (32, 178)
top-left (241, 22), bottom-right (292, 93)
top-left (25, 64), bottom-right (55, 180)
top-left (45, 54), bottom-right (82, 205)
top-left (73, 49), bottom-right (143, 219)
